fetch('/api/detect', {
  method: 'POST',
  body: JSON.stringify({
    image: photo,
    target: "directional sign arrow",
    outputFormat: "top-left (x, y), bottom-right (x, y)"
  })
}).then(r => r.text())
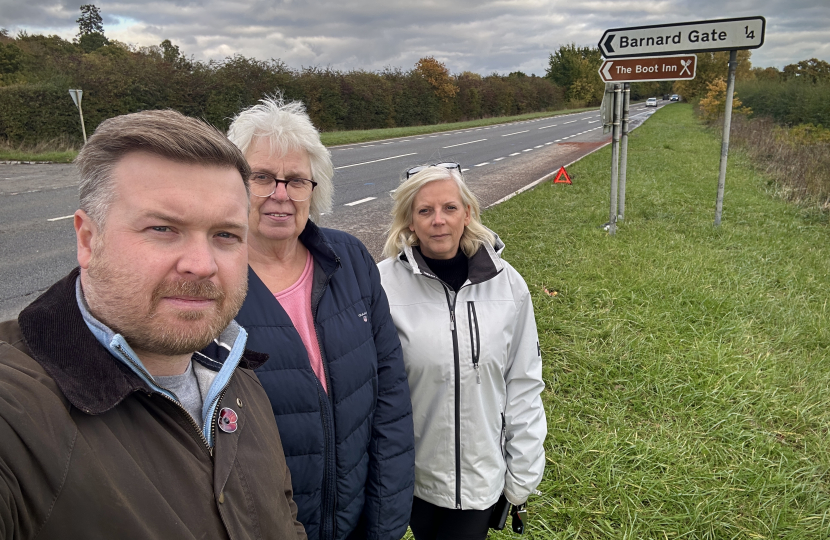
top-left (603, 34), bottom-right (615, 54)
top-left (599, 16), bottom-right (765, 58)
top-left (602, 62), bottom-right (613, 80)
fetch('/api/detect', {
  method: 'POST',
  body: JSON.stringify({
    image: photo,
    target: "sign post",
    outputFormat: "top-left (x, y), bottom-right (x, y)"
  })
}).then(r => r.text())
top-left (618, 83), bottom-right (630, 221)
top-left (714, 50), bottom-right (738, 226)
top-left (609, 84), bottom-right (622, 235)
top-left (598, 16), bottom-right (765, 227)
top-left (68, 89), bottom-right (87, 144)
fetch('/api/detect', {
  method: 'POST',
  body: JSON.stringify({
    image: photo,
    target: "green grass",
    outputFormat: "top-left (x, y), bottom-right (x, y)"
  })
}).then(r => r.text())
top-left (318, 107), bottom-right (597, 147)
top-left (478, 103), bottom-right (830, 538)
top-left (0, 149), bottom-right (77, 162)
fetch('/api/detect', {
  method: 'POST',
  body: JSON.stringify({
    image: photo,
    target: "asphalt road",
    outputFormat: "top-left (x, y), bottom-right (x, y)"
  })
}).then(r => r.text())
top-left (0, 101), bottom-right (665, 321)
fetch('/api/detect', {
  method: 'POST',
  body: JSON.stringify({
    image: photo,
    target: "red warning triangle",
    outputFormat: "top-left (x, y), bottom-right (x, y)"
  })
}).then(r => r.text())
top-left (553, 166), bottom-right (572, 184)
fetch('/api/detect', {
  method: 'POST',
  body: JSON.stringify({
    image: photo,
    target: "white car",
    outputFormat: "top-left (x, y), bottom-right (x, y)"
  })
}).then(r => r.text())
top-left (646, 97), bottom-right (658, 107)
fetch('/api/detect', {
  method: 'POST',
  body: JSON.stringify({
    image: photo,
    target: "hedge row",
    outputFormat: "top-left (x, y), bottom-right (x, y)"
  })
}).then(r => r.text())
top-left (0, 39), bottom-right (565, 144)
top-left (737, 79), bottom-right (830, 127)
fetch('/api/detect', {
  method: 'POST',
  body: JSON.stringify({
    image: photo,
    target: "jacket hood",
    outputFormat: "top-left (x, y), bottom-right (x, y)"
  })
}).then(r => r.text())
top-left (17, 268), bottom-right (267, 415)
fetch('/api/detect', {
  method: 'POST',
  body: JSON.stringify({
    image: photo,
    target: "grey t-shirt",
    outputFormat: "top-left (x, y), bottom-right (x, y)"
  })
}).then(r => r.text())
top-left (155, 361), bottom-right (204, 427)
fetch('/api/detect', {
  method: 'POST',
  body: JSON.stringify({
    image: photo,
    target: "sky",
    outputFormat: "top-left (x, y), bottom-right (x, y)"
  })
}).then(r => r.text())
top-left (2, 1), bottom-right (828, 75)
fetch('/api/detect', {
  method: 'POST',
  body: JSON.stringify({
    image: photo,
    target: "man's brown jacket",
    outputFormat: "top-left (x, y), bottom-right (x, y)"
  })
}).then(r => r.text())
top-left (0, 269), bottom-right (307, 540)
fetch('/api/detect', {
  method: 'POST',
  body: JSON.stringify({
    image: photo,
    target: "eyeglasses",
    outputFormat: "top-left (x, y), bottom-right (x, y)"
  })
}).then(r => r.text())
top-left (248, 172), bottom-right (317, 201)
top-left (405, 162), bottom-right (462, 179)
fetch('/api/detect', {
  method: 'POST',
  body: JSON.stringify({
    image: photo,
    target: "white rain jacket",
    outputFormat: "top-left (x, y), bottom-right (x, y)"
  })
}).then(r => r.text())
top-left (378, 235), bottom-right (546, 510)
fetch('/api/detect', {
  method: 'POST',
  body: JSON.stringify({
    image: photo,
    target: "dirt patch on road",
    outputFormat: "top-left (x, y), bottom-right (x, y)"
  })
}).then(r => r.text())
top-left (467, 140), bottom-right (609, 207)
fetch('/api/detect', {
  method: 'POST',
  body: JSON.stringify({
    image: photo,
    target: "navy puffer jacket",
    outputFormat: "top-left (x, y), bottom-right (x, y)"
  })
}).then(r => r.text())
top-left (209, 221), bottom-right (414, 540)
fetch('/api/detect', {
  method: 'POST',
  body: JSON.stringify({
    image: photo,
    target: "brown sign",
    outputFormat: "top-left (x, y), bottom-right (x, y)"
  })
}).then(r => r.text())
top-left (598, 55), bottom-right (696, 83)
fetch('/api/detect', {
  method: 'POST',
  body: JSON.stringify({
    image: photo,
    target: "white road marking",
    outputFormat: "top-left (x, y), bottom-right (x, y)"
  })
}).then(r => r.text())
top-left (564, 120), bottom-right (577, 124)
top-left (47, 214), bottom-right (74, 222)
top-left (335, 153), bottom-right (417, 170)
top-left (474, 162), bottom-right (489, 167)
top-left (502, 130), bottom-right (529, 137)
top-left (534, 145), bottom-right (543, 148)
top-left (588, 120), bottom-right (599, 123)
top-left (344, 197), bottom-right (376, 206)
top-left (522, 149), bottom-right (532, 152)
top-left (538, 124), bottom-right (557, 130)
top-left (545, 142), bottom-right (553, 145)
top-left (443, 138), bottom-right (487, 149)
top-left (461, 168), bottom-right (470, 172)
top-left (509, 152), bottom-right (521, 156)
top-left (493, 157), bottom-right (505, 161)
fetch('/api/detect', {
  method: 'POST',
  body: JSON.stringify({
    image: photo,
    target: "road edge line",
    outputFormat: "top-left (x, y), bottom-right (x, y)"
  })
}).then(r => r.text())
top-left (485, 141), bottom-right (611, 209)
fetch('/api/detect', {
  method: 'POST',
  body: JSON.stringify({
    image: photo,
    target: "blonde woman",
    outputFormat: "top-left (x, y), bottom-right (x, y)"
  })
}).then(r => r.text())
top-left (378, 164), bottom-right (546, 540)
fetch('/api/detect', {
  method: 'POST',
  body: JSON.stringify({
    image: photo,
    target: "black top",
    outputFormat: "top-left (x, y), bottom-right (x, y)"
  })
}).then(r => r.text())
top-left (417, 246), bottom-right (469, 292)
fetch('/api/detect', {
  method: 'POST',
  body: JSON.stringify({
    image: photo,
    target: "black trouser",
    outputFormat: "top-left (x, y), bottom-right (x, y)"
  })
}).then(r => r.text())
top-left (409, 496), bottom-right (496, 540)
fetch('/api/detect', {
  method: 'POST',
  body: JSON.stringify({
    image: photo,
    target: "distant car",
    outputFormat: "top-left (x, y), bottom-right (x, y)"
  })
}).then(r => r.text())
top-left (670, 94), bottom-right (680, 102)
top-left (646, 98), bottom-right (658, 107)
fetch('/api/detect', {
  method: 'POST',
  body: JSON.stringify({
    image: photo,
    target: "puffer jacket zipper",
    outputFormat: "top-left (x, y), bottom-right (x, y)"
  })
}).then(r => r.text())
top-left (467, 301), bottom-right (481, 384)
top-left (312, 256), bottom-right (341, 540)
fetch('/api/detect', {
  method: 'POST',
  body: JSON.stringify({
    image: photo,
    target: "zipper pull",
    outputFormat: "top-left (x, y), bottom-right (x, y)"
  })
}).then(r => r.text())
top-left (450, 311), bottom-right (455, 331)
top-left (475, 364), bottom-right (481, 384)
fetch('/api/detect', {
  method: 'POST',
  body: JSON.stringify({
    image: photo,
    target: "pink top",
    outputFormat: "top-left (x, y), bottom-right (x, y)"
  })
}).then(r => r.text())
top-left (274, 251), bottom-right (327, 393)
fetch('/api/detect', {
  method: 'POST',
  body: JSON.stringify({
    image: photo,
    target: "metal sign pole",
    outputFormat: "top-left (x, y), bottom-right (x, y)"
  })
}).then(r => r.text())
top-left (714, 49), bottom-right (738, 226)
top-left (69, 89), bottom-right (88, 144)
top-left (609, 84), bottom-right (621, 235)
top-left (618, 83), bottom-right (631, 221)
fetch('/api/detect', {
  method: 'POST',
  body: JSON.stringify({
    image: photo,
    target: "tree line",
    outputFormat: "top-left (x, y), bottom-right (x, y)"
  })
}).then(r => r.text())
top-left (0, 6), bottom-right (567, 145)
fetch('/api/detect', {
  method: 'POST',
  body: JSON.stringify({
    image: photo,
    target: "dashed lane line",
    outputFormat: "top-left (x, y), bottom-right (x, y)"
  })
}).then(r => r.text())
top-left (501, 130), bottom-right (529, 137)
top-left (47, 214), bottom-right (74, 222)
top-left (443, 138), bottom-right (487, 149)
top-left (334, 153), bottom-right (417, 170)
top-left (344, 197), bottom-right (377, 207)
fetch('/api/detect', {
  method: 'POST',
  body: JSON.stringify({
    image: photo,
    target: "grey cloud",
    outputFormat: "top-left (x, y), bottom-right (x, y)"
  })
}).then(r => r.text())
top-left (1, 0), bottom-right (827, 73)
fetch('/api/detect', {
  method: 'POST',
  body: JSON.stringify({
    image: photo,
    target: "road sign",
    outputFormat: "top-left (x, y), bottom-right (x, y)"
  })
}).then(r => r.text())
top-left (599, 55), bottom-right (697, 83)
top-left (68, 89), bottom-right (87, 143)
top-left (68, 89), bottom-right (83, 108)
top-left (599, 16), bottom-right (765, 58)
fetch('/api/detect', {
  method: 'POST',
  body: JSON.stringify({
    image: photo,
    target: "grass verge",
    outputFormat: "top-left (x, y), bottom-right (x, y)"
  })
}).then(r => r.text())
top-left (318, 107), bottom-right (597, 147)
top-left (0, 107), bottom-right (599, 162)
top-left (481, 103), bottom-right (830, 538)
top-left (0, 137), bottom-right (79, 163)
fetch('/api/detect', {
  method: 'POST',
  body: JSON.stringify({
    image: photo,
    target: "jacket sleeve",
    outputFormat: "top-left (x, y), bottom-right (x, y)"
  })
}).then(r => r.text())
top-left (502, 281), bottom-right (547, 506)
top-left (362, 250), bottom-right (415, 540)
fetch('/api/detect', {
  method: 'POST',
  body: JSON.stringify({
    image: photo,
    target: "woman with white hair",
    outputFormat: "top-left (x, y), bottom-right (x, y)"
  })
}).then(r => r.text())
top-left (204, 97), bottom-right (415, 540)
top-left (378, 164), bottom-right (546, 540)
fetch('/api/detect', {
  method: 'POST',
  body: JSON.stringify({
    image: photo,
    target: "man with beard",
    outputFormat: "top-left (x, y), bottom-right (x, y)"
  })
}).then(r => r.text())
top-left (0, 110), bottom-right (306, 539)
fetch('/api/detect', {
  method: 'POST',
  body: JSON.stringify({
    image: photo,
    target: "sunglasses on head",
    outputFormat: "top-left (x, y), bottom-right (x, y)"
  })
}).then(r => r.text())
top-left (405, 162), bottom-right (462, 179)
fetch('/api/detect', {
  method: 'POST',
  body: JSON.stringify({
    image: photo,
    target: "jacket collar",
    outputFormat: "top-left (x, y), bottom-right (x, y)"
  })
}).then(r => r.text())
top-left (17, 268), bottom-right (267, 415)
top-left (298, 219), bottom-right (341, 278)
top-left (399, 229), bottom-right (505, 286)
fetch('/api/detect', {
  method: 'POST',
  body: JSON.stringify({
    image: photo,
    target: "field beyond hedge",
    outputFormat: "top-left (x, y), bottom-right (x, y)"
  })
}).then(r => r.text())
top-left (480, 104), bottom-right (830, 538)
